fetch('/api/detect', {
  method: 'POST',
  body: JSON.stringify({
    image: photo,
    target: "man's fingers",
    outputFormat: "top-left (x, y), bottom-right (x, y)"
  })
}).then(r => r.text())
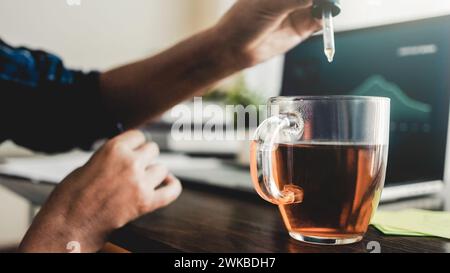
top-left (145, 164), bottom-right (170, 187)
top-left (152, 175), bottom-right (183, 209)
top-left (136, 142), bottom-right (160, 167)
top-left (261, 0), bottom-right (313, 14)
top-left (283, 0), bottom-right (313, 9)
top-left (111, 130), bottom-right (146, 150)
top-left (287, 8), bottom-right (323, 38)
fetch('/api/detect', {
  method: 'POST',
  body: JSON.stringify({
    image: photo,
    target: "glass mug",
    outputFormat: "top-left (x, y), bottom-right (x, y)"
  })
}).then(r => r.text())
top-left (250, 96), bottom-right (390, 245)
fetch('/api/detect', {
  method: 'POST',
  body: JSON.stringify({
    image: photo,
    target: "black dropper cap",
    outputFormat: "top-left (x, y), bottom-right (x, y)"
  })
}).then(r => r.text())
top-left (312, 0), bottom-right (341, 18)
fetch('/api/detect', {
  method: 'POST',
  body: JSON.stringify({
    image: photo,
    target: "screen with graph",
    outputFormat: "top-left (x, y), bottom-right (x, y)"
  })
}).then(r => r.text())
top-left (281, 15), bottom-right (450, 185)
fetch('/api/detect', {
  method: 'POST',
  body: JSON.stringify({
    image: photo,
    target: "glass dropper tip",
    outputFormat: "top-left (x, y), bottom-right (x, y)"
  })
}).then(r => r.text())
top-left (322, 8), bottom-right (336, 63)
top-left (325, 48), bottom-right (335, 63)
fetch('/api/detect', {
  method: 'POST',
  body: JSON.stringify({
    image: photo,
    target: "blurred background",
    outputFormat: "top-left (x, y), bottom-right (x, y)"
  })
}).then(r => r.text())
top-left (1, 0), bottom-right (450, 248)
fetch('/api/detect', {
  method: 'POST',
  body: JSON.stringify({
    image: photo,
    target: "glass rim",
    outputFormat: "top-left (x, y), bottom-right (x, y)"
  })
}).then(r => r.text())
top-left (269, 95), bottom-right (390, 103)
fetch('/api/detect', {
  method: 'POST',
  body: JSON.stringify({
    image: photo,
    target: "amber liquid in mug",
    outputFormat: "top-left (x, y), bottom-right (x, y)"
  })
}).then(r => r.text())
top-left (251, 142), bottom-right (387, 239)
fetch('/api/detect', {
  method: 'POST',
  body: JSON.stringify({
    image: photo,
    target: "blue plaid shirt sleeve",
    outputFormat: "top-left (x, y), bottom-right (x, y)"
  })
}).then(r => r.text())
top-left (0, 39), bottom-right (121, 153)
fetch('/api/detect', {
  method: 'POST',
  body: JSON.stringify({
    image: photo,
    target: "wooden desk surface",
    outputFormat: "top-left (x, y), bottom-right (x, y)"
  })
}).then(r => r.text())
top-left (111, 186), bottom-right (450, 253)
top-left (1, 176), bottom-right (450, 253)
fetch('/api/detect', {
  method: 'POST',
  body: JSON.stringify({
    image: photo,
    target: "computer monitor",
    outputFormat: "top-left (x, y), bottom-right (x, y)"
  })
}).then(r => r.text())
top-left (281, 15), bottom-right (450, 201)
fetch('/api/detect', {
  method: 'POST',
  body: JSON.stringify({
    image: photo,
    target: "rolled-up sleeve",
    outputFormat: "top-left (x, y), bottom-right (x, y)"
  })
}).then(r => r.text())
top-left (0, 39), bottom-right (121, 153)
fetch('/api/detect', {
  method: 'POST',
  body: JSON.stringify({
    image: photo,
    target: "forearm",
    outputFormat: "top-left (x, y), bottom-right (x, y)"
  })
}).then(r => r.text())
top-left (19, 189), bottom-right (109, 253)
top-left (99, 26), bottom-right (244, 129)
top-left (19, 210), bottom-right (106, 253)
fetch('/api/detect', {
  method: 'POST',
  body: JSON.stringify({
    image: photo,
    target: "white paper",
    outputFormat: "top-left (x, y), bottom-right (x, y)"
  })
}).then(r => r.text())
top-left (0, 150), bottom-right (92, 183)
top-left (0, 151), bottom-right (223, 184)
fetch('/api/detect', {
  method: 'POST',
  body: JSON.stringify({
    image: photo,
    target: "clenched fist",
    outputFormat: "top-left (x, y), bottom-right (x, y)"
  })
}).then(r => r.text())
top-left (19, 130), bottom-right (182, 253)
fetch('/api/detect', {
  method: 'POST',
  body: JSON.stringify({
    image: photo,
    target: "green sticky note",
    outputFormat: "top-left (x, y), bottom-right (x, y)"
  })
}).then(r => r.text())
top-left (371, 209), bottom-right (450, 239)
top-left (372, 223), bottom-right (428, 237)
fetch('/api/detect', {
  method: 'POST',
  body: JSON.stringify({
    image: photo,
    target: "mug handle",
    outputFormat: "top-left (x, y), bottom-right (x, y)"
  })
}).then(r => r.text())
top-left (252, 113), bottom-right (304, 205)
